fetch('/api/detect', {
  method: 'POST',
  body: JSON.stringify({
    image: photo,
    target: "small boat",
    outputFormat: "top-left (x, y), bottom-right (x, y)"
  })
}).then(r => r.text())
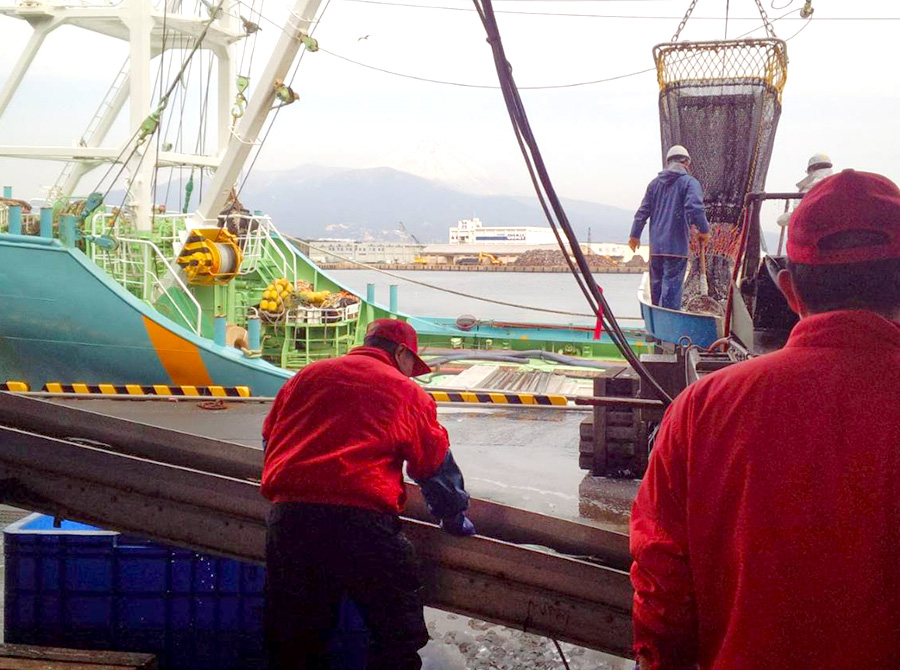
top-left (637, 273), bottom-right (723, 349)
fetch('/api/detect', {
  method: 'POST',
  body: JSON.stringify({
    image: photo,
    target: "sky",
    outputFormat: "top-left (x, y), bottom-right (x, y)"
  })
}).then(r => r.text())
top-left (0, 0), bottom-right (898, 238)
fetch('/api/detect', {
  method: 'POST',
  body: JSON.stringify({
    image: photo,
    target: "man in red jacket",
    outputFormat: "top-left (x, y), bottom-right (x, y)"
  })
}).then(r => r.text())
top-left (630, 170), bottom-right (900, 670)
top-left (262, 318), bottom-right (475, 670)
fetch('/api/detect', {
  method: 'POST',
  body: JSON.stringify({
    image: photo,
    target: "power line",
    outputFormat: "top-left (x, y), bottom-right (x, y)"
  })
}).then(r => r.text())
top-left (339, 0), bottom-right (900, 20)
top-left (317, 7), bottom-right (811, 90)
top-left (319, 47), bottom-right (657, 89)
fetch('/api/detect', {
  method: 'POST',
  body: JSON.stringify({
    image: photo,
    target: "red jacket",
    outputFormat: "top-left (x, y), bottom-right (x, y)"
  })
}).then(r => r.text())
top-left (261, 347), bottom-right (449, 514)
top-left (631, 310), bottom-right (900, 669)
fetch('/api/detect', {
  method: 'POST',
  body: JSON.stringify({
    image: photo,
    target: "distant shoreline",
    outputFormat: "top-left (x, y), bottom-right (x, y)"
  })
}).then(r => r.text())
top-left (319, 263), bottom-right (647, 274)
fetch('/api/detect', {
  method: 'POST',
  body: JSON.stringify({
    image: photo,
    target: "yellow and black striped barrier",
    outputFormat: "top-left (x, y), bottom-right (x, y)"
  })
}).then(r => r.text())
top-left (0, 381), bottom-right (29, 392)
top-left (41, 383), bottom-right (252, 398)
top-left (427, 390), bottom-right (569, 406)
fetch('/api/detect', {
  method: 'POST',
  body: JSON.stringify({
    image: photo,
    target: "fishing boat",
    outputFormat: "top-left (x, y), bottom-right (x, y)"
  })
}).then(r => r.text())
top-left (0, 0), bottom-right (641, 397)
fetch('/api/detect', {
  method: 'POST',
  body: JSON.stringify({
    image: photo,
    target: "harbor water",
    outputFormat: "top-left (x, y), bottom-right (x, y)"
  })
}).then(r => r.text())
top-left (329, 270), bottom-right (645, 328)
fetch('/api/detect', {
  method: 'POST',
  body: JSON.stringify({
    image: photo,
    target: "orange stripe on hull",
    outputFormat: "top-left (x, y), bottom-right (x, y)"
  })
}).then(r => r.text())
top-left (142, 316), bottom-right (214, 387)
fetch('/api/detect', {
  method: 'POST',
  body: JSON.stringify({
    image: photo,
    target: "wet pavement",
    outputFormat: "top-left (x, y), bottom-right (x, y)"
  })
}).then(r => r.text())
top-left (42, 397), bottom-right (638, 666)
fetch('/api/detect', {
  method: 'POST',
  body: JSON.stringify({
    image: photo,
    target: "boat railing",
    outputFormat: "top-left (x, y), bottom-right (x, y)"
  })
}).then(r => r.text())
top-left (253, 216), bottom-right (296, 280)
top-left (115, 237), bottom-right (203, 335)
top-left (86, 225), bottom-right (202, 335)
top-left (0, 203), bottom-right (7, 232)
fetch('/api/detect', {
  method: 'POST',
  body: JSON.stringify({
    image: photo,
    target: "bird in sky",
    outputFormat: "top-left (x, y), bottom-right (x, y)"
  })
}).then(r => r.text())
top-left (358, 34), bottom-right (370, 41)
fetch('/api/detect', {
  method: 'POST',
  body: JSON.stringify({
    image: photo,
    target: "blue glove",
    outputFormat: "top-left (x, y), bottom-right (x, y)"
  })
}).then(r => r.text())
top-left (441, 511), bottom-right (476, 537)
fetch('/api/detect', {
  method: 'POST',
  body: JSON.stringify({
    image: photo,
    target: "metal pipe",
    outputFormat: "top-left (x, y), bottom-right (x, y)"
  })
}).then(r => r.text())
top-left (59, 214), bottom-right (77, 247)
top-left (247, 316), bottom-right (261, 351)
top-left (39, 207), bottom-right (53, 238)
top-left (575, 396), bottom-right (665, 409)
top-left (389, 284), bottom-right (399, 312)
top-left (366, 283), bottom-right (376, 303)
top-left (7, 205), bottom-right (21, 235)
top-left (214, 314), bottom-right (227, 346)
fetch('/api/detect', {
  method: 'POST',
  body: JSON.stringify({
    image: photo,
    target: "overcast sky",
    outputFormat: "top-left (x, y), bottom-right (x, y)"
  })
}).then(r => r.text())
top-left (0, 0), bottom-right (898, 235)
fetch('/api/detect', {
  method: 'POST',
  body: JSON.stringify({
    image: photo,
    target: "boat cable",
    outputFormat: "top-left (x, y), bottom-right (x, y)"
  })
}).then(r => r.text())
top-left (151, 1), bottom-right (170, 231)
top-left (94, 1), bottom-right (226, 211)
top-left (339, 0), bottom-right (847, 19)
top-left (161, 27), bottom-right (194, 211)
top-left (473, 0), bottom-right (674, 405)
top-left (311, 7), bottom-right (801, 89)
top-left (160, 24), bottom-right (187, 210)
top-left (552, 638), bottom-right (572, 670)
top-left (296, 239), bottom-right (646, 320)
top-left (236, 0), bottom-right (332, 198)
top-left (241, 1), bottom-right (802, 91)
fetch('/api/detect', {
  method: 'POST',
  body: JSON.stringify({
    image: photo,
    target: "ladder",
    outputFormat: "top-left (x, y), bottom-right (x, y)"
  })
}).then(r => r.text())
top-left (54, 57), bottom-right (131, 193)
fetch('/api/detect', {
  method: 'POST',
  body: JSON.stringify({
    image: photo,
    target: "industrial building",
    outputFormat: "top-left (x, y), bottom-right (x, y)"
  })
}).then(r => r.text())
top-left (448, 218), bottom-right (559, 245)
top-left (302, 239), bottom-right (425, 264)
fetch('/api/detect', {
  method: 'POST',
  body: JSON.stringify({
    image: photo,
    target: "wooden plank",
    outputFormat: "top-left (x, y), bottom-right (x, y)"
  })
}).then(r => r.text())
top-left (0, 644), bottom-right (155, 669)
top-left (0, 394), bottom-right (630, 566)
top-left (0, 660), bottom-right (135, 670)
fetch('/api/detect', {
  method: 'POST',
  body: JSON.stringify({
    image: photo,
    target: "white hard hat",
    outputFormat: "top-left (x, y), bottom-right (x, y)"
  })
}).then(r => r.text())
top-left (666, 145), bottom-right (691, 162)
top-left (807, 153), bottom-right (832, 172)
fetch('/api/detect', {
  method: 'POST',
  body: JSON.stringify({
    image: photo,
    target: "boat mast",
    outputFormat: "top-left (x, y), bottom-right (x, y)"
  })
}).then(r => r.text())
top-left (193, 0), bottom-right (323, 227)
top-left (0, 0), bottom-right (242, 230)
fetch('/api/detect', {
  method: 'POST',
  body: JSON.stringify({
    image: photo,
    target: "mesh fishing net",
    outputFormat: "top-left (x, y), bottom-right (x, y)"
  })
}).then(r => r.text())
top-left (654, 38), bottom-right (788, 309)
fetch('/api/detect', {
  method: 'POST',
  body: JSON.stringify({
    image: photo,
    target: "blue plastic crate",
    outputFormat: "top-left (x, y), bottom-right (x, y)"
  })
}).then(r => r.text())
top-left (4, 514), bottom-right (367, 670)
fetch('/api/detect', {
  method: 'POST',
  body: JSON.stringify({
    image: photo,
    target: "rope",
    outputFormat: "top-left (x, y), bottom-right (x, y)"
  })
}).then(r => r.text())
top-left (95, 1), bottom-right (225, 206)
top-left (151, 1), bottom-right (169, 230)
top-left (319, 47), bottom-right (657, 90)
top-left (552, 639), bottom-right (572, 670)
top-left (237, 0), bottom-right (332, 197)
top-left (725, 0), bottom-right (730, 38)
top-left (298, 240), bottom-right (645, 320)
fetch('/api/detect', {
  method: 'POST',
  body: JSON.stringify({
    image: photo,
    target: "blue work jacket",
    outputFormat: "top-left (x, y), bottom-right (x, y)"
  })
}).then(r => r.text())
top-left (630, 165), bottom-right (710, 257)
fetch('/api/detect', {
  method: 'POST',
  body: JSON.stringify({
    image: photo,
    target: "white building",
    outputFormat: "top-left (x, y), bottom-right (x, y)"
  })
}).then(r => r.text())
top-left (449, 218), bottom-right (558, 245)
top-left (304, 239), bottom-right (424, 264)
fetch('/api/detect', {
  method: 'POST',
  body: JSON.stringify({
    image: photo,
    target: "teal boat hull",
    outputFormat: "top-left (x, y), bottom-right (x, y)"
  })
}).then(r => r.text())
top-left (0, 235), bottom-right (291, 396)
top-left (0, 231), bottom-right (645, 395)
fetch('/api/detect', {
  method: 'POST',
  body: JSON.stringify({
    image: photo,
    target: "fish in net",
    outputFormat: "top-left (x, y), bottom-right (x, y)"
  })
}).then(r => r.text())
top-left (654, 37), bottom-right (788, 313)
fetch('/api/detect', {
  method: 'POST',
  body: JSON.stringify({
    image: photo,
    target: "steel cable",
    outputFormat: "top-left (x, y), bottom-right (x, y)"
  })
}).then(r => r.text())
top-left (473, 0), bottom-right (674, 404)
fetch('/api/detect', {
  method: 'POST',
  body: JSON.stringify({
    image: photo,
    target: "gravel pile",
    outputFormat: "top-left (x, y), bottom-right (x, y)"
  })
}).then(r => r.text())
top-left (513, 250), bottom-right (617, 268)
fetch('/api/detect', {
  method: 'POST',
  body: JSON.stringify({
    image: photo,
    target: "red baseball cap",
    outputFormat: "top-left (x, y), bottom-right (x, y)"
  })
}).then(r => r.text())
top-left (788, 169), bottom-right (900, 265)
top-left (366, 318), bottom-right (432, 377)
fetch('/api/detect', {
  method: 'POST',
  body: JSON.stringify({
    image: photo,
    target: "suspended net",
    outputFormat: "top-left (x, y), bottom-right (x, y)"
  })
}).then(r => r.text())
top-left (654, 37), bottom-right (788, 305)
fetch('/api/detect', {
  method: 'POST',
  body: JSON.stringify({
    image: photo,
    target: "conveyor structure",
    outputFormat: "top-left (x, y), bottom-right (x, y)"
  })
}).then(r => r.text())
top-left (0, 392), bottom-right (633, 657)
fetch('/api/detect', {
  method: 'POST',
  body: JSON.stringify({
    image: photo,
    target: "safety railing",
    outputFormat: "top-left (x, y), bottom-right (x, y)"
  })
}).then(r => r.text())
top-left (116, 237), bottom-right (202, 335)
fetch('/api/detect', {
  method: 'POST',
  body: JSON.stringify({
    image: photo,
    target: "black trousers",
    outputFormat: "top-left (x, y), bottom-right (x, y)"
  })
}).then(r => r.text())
top-left (265, 503), bottom-right (430, 670)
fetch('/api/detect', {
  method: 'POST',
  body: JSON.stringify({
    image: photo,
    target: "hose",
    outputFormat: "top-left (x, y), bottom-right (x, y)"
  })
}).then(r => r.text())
top-left (425, 349), bottom-right (612, 370)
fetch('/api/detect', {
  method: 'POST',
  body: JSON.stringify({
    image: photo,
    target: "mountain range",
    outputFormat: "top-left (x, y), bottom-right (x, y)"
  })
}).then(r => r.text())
top-left (238, 164), bottom-right (634, 244)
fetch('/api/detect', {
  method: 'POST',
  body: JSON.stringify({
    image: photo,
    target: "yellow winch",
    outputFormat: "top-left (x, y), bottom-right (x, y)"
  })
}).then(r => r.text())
top-left (176, 228), bottom-right (243, 285)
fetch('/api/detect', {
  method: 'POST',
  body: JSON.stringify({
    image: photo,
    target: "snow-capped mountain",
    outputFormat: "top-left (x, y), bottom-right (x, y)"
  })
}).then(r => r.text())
top-left (378, 139), bottom-right (493, 194)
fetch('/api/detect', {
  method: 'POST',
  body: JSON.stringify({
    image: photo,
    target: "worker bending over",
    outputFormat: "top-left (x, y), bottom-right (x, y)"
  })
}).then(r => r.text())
top-left (630, 170), bottom-right (900, 669)
top-left (262, 318), bottom-right (475, 670)
top-left (630, 145), bottom-right (710, 310)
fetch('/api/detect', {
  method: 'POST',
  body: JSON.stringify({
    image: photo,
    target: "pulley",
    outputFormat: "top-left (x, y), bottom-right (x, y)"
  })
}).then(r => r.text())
top-left (175, 228), bottom-right (243, 286)
top-left (273, 80), bottom-right (299, 108)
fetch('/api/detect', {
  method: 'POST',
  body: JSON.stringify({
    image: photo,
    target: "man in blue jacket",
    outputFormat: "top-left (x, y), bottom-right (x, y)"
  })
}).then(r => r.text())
top-left (629, 145), bottom-right (711, 309)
